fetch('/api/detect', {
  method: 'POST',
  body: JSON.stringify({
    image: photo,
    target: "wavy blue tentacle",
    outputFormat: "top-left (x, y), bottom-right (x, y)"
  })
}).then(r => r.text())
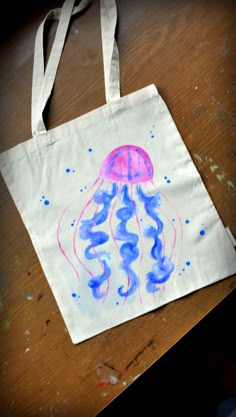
top-left (115, 185), bottom-right (139, 297)
top-left (137, 185), bottom-right (174, 293)
top-left (79, 183), bottom-right (118, 299)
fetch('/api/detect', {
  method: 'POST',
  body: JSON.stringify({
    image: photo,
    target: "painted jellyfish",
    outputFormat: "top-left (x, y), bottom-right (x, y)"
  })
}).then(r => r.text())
top-left (57, 145), bottom-right (183, 302)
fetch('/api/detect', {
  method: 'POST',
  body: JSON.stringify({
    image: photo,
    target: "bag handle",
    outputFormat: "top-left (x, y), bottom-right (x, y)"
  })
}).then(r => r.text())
top-left (101, 0), bottom-right (120, 104)
top-left (31, 0), bottom-right (120, 137)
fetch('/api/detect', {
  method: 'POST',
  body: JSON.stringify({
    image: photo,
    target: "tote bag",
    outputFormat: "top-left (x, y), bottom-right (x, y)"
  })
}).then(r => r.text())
top-left (1, 0), bottom-right (236, 344)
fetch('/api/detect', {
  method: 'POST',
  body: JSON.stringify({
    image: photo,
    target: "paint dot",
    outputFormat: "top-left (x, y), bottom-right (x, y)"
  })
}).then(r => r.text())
top-left (186, 261), bottom-right (191, 266)
top-left (167, 179), bottom-right (171, 184)
top-left (71, 223), bottom-right (74, 227)
top-left (44, 200), bottom-right (50, 205)
top-left (164, 176), bottom-right (167, 180)
top-left (200, 230), bottom-right (205, 236)
top-left (179, 273), bottom-right (181, 276)
top-left (116, 302), bottom-right (119, 305)
top-left (80, 189), bottom-right (83, 192)
top-left (182, 268), bottom-right (185, 272)
top-left (71, 293), bottom-right (76, 298)
top-left (42, 196), bottom-right (45, 199)
top-left (185, 219), bottom-right (190, 224)
top-left (172, 218), bottom-right (175, 222)
top-left (66, 168), bottom-right (70, 173)
top-left (73, 170), bottom-right (75, 173)
top-left (88, 148), bottom-right (93, 152)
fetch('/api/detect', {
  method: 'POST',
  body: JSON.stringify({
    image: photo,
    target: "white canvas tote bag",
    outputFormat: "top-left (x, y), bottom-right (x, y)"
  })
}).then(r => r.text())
top-left (1, 0), bottom-right (236, 344)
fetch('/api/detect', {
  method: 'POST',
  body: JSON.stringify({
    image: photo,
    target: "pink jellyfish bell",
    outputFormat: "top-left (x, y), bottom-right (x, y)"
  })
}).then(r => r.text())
top-left (100, 145), bottom-right (154, 184)
top-left (57, 145), bottom-right (182, 303)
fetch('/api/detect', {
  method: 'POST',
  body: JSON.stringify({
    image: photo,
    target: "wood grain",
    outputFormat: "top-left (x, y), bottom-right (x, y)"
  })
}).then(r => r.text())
top-left (0, 0), bottom-right (235, 416)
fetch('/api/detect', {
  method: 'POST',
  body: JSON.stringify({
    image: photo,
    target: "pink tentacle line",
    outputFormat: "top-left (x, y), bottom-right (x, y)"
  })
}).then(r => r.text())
top-left (158, 207), bottom-right (177, 263)
top-left (90, 181), bottom-right (110, 303)
top-left (73, 179), bottom-right (104, 280)
top-left (56, 176), bottom-right (101, 280)
top-left (151, 179), bottom-right (183, 284)
top-left (143, 181), bottom-right (169, 260)
top-left (144, 182), bottom-right (169, 294)
top-left (158, 207), bottom-right (176, 292)
top-left (91, 200), bottom-right (105, 301)
top-left (131, 184), bottom-right (143, 304)
top-left (109, 184), bottom-right (131, 305)
top-left (109, 183), bottom-right (121, 252)
top-left (108, 183), bottom-right (121, 301)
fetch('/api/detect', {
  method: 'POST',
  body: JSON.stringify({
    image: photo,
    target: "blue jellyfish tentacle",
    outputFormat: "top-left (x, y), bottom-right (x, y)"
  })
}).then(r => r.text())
top-left (79, 183), bottom-right (118, 299)
top-left (137, 185), bottom-right (174, 293)
top-left (115, 185), bottom-right (139, 297)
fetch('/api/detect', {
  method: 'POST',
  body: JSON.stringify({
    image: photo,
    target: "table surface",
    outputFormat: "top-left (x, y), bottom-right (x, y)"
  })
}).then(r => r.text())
top-left (0, 0), bottom-right (235, 416)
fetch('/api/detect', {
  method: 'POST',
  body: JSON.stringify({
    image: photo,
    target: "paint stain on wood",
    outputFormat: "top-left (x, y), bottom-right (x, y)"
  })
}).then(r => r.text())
top-left (96, 362), bottom-right (120, 386)
top-left (194, 153), bottom-right (203, 163)
top-left (125, 339), bottom-right (155, 370)
top-left (227, 181), bottom-right (236, 191)
top-left (210, 165), bottom-right (219, 173)
top-left (37, 293), bottom-right (44, 301)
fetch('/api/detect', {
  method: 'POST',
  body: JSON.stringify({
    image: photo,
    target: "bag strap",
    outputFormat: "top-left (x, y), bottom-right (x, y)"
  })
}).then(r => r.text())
top-left (31, 0), bottom-right (120, 137)
top-left (101, 0), bottom-right (120, 104)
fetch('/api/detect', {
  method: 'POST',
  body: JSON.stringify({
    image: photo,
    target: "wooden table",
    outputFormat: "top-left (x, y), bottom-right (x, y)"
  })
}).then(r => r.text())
top-left (0, 1), bottom-right (235, 416)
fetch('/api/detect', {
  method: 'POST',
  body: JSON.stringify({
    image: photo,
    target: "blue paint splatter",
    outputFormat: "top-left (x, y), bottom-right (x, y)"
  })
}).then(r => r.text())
top-left (172, 218), bottom-right (175, 222)
top-left (137, 185), bottom-right (174, 293)
top-left (66, 168), bottom-right (70, 173)
top-left (116, 302), bottom-right (119, 305)
top-left (115, 185), bottom-right (139, 297)
top-left (200, 230), bottom-right (205, 236)
top-left (79, 183), bottom-right (118, 299)
top-left (185, 219), bottom-right (190, 224)
top-left (88, 148), bottom-right (93, 152)
top-left (182, 268), bottom-right (185, 272)
top-left (186, 261), bottom-right (191, 266)
top-left (40, 195), bottom-right (49, 204)
top-left (164, 176), bottom-right (171, 184)
top-left (71, 293), bottom-right (76, 298)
